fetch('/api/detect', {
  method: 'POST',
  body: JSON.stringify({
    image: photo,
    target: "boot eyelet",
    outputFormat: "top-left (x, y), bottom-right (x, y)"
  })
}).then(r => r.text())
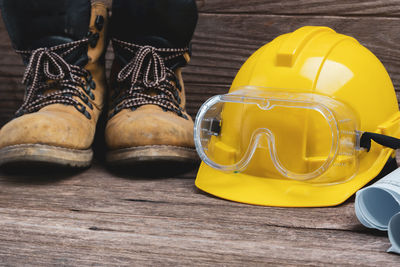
top-left (90, 80), bottom-right (96, 89)
top-left (84, 84), bottom-right (91, 93)
top-left (95, 15), bottom-right (105, 31)
top-left (173, 91), bottom-right (181, 103)
top-left (89, 32), bottom-right (100, 48)
top-left (84, 73), bottom-right (95, 90)
top-left (89, 91), bottom-right (95, 100)
top-left (176, 82), bottom-right (182, 92)
top-left (84, 110), bottom-right (92, 119)
top-left (74, 103), bottom-right (91, 119)
top-left (81, 94), bottom-right (89, 103)
top-left (80, 95), bottom-right (93, 110)
top-left (84, 71), bottom-right (92, 81)
top-left (84, 85), bottom-right (95, 100)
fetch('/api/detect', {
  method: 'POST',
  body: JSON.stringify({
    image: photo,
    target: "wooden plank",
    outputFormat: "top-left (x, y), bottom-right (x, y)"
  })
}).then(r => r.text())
top-left (0, 211), bottom-right (395, 266)
top-left (95, 0), bottom-right (400, 17)
top-left (185, 13), bottom-right (400, 86)
top-left (0, 164), bottom-right (398, 265)
top-left (0, 168), bottom-right (360, 231)
top-left (197, 0), bottom-right (400, 16)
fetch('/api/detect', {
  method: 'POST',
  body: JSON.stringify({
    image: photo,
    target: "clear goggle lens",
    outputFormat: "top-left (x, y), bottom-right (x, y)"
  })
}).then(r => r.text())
top-left (194, 87), bottom-right (360, 183)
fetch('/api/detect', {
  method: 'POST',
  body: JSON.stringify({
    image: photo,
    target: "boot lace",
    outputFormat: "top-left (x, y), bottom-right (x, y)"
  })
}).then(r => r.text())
top-left (109, 38), bottom-right (189, 119)
top-left (15, 39), bottom-right (95, 119)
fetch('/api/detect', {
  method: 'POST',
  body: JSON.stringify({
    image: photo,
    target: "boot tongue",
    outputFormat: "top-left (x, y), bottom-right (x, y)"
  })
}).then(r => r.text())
top-left (30, 36), bottom-right (89, 66)
top-left (112, 0), bottom-right (198, 47)
top-left (30, 36), bottom-right (76, 50)
top-left (1, 0), bottom-right (91, 66)
top-left (132, 36), bottom-right (175, 49)
top-left (114, 36), bottom-right (176, 67)
top-left (112, 0), bottom-right (198, 68)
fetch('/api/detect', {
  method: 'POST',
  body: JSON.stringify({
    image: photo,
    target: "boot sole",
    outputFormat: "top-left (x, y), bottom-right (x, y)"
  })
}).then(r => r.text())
top-left (0, 144), bottom-right (93, 168)
top-left (106, 145), bottom-right (199, 166)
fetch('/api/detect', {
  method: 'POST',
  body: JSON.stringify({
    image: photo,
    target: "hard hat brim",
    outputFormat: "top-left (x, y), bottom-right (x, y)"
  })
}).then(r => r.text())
top-left (195, 149), bottom-right (395, 207)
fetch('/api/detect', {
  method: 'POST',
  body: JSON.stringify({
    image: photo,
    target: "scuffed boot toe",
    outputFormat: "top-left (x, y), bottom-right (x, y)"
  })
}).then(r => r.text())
top-left (0, 108), bottom-right (95, 167)
top-left (106, 106), bottom-right (198, 165)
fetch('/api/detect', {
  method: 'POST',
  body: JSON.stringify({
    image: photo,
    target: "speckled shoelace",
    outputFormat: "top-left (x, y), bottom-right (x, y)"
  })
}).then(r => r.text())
top-left (109, 38), bottom-right (189, 119)
top-left (15, 38), bottom-right (95, 119)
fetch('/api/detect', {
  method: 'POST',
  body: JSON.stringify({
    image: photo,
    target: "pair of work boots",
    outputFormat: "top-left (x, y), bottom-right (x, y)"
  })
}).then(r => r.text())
top-left (0, 0), bottom-right (198, 168)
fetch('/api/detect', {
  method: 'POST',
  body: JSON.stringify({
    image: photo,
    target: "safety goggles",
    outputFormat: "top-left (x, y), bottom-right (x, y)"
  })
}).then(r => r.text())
top-left (194, 87), bottom-right (366, 184)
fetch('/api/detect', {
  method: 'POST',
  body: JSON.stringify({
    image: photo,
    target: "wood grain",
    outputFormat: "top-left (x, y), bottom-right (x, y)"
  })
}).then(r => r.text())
top-left (95, 0), bottom-right (400, 17)
top-left (196, 0), bottom-right (400, 16)
top-left (0, 163), bottom-right (398, 266)
top-left (186, 13), bottom-right (400, 84)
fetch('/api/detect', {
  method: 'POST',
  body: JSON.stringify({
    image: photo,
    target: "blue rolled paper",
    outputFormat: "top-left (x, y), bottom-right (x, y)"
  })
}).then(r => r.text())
top-left (355, 167), bottom-right (400, 255)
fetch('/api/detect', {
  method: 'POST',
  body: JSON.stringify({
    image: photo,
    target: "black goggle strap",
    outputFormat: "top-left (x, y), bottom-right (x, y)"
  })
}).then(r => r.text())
top-left (360, 132), bottom-right (400, 152)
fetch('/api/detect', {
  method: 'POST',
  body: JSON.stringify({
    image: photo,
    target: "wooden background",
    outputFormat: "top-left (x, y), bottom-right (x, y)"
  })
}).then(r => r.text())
top-left (1, 1), bottom-right (400, 265)
top-left (1, 0), bottom-right (400, 125)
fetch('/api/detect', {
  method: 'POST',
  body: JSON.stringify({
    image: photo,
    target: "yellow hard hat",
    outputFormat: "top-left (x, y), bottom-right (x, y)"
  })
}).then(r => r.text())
top-left (194, 26), bottom-right (400, 207)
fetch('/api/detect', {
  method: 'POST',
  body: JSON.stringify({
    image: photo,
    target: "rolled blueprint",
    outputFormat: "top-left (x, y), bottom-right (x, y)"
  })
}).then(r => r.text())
top-left (388, 212), bottom-right (400, 254)
top-left (355, 167), bottom-right (400, 254)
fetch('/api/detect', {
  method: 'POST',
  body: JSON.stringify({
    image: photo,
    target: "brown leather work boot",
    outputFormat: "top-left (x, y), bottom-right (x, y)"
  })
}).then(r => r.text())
top-left (105, 0), bottom-right (199, 166)
top-left (0, 0), bottom-right (108, 168)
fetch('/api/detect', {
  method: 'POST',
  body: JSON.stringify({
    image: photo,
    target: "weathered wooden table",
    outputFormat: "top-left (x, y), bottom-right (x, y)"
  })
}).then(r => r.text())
top-left (0, 163), bottom-right (399, 266)
top-left (1, 0), bottom-right (400, 265)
